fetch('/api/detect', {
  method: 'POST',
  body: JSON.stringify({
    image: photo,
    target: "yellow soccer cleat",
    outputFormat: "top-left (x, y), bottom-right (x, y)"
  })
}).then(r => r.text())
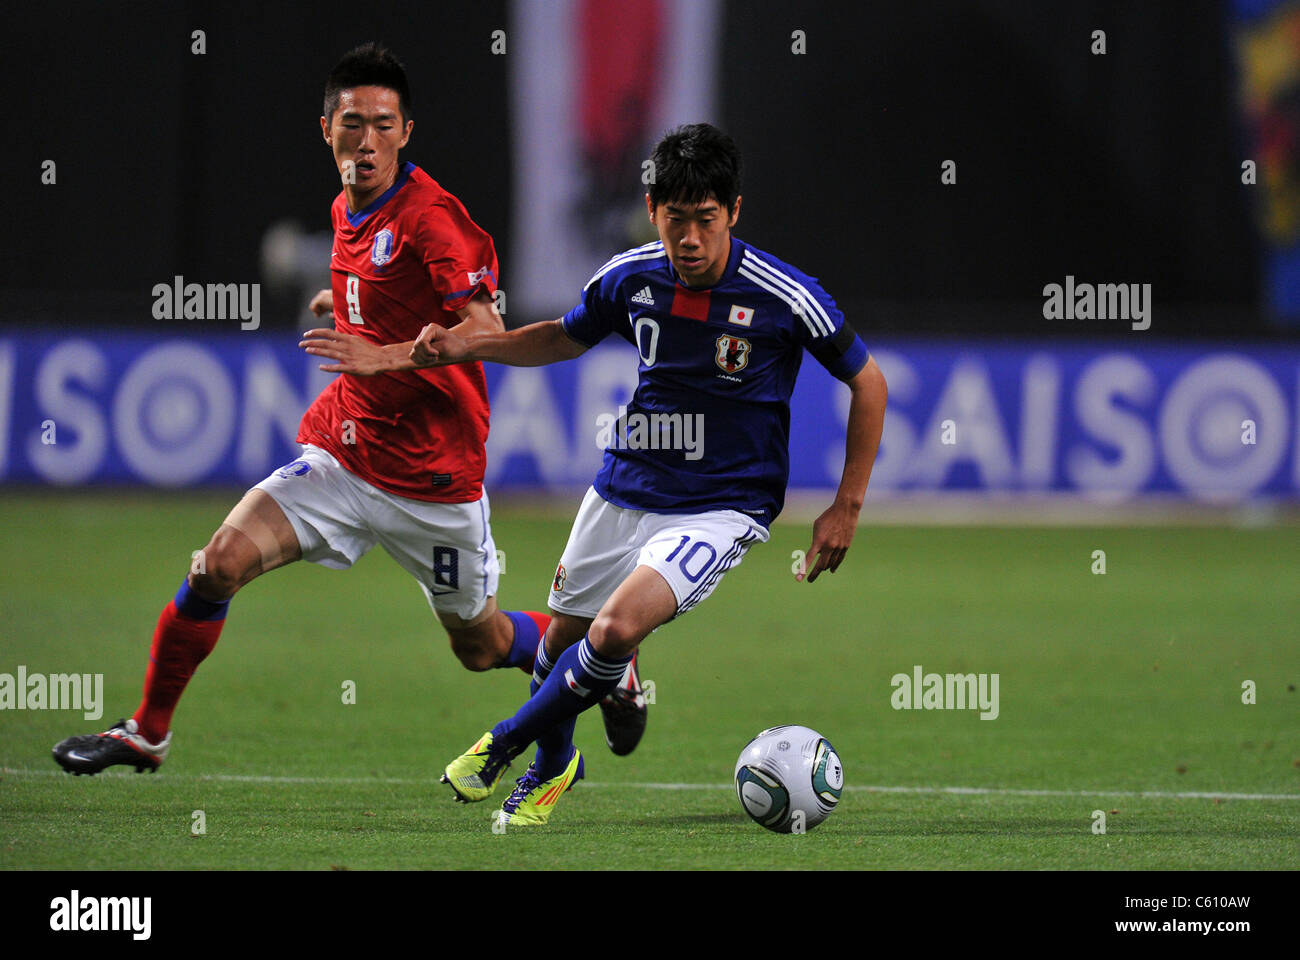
top-left (440, 731), bottom-right (516, 803)
top-left (496, 748), bottom-right (585, 827)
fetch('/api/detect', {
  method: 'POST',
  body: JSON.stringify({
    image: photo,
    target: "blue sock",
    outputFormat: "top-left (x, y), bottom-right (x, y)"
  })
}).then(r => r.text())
top-left (174, 579), bottom-right (230, 621)
top-left (533, 717), bottom-right (578, 780)
top-left (492, 636), bottom-right (631, 771)
top-left (530, 639), bottom-right (555, 696)
top-left (530, 639), bottom-right (575, 779)
top-left (500, 611), bottom-right (543, 672)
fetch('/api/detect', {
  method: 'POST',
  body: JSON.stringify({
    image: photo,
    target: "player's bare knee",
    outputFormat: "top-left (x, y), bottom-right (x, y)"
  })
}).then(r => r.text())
top-left (447, 628), bottom-right (497, 672)
top-left (437, 603), bottom-right (503, 671)
top-left (544, 613), bottom-right (590, 655)
top-left (454, 645), bottom-right (496, 672)
top-left (588, 612), bottom-right (641, 658)
top-left (188, 562), bottom-right (240, 602)
top-left (190, 530), bottom-right (259, 601)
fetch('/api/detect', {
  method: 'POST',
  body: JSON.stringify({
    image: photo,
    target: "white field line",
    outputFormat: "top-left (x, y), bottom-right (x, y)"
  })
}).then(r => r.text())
top-left (3, 767), bottom-right (1297, 801)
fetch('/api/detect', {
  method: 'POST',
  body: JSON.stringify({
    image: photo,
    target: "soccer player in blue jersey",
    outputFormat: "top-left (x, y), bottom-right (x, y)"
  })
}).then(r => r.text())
top-left (322, 123), bottom-right (887, 824)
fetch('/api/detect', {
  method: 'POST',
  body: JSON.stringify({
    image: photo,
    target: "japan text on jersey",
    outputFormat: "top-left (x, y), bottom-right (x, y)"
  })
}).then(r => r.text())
top-left (563, 236), bottom-right (868, 525)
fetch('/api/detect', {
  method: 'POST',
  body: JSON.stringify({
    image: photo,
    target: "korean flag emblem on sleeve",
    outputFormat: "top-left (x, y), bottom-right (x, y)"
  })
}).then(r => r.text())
top-left (727, 304), bottom-right (755, 326)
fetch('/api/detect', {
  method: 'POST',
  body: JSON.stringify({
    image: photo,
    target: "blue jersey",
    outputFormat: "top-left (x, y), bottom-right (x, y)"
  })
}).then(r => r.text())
top-left (561, 236), bottom-right (868, 526)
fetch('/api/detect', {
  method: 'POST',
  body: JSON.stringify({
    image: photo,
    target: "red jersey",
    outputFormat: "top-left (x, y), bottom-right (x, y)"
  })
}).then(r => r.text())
top-left (297, 162), bottom-right (497, 502)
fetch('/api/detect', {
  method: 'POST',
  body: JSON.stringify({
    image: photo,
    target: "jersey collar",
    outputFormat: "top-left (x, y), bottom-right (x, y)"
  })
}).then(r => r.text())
top-left (344, 161), bottom-right (415, 228)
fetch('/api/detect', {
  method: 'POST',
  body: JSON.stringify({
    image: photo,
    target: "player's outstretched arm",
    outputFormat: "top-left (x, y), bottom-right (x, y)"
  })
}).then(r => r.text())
top-left (299, 328), bottom-right (420, 375)
top-left (299, 291), bottom-right (504, 376)
top-left (804, 355), bottom-right (887, 582)
top-left (410, 318), bottom-right (587, 369)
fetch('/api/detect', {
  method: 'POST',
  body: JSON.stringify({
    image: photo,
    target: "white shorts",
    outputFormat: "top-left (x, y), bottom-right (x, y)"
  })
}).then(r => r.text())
top-left (549, 487), bottom-right (769, 620)
top-left (254, 445), bottom-right (499, 622)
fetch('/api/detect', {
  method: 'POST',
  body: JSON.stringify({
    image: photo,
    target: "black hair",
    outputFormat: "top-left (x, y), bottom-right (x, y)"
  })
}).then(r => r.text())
top-left (323, 43), bottom-right (412, 124)
top-left (647, 123), bottom-right (742, 212)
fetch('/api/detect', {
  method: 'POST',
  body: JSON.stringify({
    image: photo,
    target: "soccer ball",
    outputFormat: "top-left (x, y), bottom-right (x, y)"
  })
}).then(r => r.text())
top-left (734, 725), bottom-right (843, 833)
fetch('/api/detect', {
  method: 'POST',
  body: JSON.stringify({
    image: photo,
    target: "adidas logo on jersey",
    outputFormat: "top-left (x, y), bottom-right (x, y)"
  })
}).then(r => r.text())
top-left (630, 286), bottom-right (655, 306)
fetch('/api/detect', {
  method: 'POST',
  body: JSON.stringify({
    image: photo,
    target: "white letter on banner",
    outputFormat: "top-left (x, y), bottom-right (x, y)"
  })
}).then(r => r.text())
top-left (0, 341), bottom-right (14, 477)
top-left (911, 358), bottom-right (1015, 488)
top-left (28, 341), bottom-right (109, 484)
top-left (237, 348), bottom-right (314, 481)
top-left (1066, 354), bottom-right (1155, 499)
top-left (484, 367), bottom-right (569, 485)
top-left (1159, 355), bottom-right (1287, 503)
top-left (113, 343), bottom-right (236, 485)
top-left (1019, 354), bottom-right (1061, 488)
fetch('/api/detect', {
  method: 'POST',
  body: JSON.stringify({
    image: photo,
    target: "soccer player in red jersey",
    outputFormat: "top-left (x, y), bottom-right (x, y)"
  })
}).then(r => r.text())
top-left (51, 43), bottom-right (571, 775)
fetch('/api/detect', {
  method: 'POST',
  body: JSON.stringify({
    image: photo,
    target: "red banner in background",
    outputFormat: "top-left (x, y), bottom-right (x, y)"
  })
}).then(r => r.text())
top-left (508, 0), bottom-right (723, 319)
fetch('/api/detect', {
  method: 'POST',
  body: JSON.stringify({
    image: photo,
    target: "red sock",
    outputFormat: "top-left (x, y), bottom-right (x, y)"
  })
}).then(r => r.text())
top-left (133, 600), bottom-right (224, 743)
top-left (501, 610), bottom-right (552, 674)
top-left (525, 611), bottom-right (552, 644)
top-left (526, 611), bottom-right (552, 673)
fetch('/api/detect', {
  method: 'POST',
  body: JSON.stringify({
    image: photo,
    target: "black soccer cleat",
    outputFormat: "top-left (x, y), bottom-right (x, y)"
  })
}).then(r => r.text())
top-left (53, 718), bottom-right (171, 776)
top-left (599, 651), bottom-right (647, 756)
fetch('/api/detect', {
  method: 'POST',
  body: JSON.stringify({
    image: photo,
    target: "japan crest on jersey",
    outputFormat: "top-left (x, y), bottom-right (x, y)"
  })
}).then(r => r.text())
top-left (715, 334), bottom-right (751, 373)
top-left (371, 229), bottom-right (394, 266)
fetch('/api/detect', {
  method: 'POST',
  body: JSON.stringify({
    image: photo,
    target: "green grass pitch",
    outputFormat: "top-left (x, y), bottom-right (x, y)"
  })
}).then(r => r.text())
top-left (1, 493), bottom-right (1296, 870)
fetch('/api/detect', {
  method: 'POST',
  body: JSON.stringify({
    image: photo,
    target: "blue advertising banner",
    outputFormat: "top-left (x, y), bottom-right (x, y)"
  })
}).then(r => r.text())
top-left (0, 331), bottom-right (1296, 504)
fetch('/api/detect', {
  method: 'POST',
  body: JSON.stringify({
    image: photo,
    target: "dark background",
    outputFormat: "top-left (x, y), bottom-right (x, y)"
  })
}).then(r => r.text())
top-left (7, 1), bottom-right (1266, 337)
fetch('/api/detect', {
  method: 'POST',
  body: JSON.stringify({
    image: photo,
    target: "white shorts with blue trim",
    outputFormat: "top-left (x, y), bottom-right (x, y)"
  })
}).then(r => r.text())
top-left (548, 486), bottom-right (769, 620)
top-left (253, 444), bottom-right (499, 622)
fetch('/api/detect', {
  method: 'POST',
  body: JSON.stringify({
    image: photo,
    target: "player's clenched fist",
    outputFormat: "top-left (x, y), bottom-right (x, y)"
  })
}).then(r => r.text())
top-left (308, 289), bottom-right (333, 317)
top-left (410, 323), bottom-right (470, 367)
